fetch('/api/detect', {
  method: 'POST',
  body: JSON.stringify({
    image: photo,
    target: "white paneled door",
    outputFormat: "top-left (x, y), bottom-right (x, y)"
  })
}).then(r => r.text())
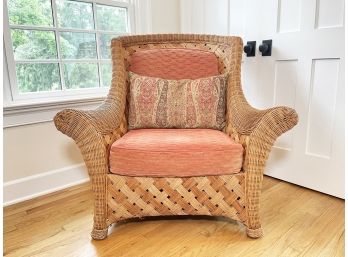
top-left (181, 0), bottom-right (345, 198)
top-left (242, 0), bottom-right (345, 198)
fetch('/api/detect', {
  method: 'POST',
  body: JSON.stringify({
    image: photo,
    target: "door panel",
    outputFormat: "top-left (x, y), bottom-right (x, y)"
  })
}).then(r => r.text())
top-left (277, 0), bottom-right (301, 33)
top-left (315, 0), bottom-right (345, 29)
top-left (306, 59), bottom-right (340, 158)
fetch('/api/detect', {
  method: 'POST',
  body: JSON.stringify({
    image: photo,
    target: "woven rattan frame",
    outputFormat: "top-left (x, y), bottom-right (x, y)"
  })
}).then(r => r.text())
top-left (54, 34), bottom-right (298, 240)
top-left (107, 174), bottom-right (246, 224)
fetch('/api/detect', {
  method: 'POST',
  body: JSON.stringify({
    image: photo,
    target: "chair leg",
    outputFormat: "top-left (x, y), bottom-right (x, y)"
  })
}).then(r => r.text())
top-left (89, 174), bottom-right (109, 240)
top-left (246, 226), bottom-right (263, 238)
top-left (244, 164), bottom-right (264, 239)
top-left (91, 226), bottom-right (108, 240)
top-left (244, 182), bottom-right (264, 239)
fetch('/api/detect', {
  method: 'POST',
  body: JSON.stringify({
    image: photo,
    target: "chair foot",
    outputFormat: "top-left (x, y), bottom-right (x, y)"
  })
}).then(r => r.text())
top-left (246, 227), bottom-right (263, 238)
top-left (91, 227), bottom-right (108, 240)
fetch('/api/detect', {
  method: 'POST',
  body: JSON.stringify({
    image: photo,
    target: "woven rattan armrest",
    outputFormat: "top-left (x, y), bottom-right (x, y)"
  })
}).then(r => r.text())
top-left (226, 92), bottom-right (298, 138)
top-left (54, 101), bottom-right (123, 136)
top-left (242, 106), bottom-right (297, 137)
top-left (54, 101), bottom-right (127, 239)
top-left (54, 100), bottom-right (128, 178)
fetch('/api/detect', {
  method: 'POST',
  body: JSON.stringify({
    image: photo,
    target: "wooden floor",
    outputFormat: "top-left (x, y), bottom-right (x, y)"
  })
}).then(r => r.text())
top-left (4, 177), bottom-right (344, 257)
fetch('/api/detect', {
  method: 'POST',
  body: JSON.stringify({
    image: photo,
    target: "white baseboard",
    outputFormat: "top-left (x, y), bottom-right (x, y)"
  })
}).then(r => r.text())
top-left (3, 163), bottom-right (90, 206)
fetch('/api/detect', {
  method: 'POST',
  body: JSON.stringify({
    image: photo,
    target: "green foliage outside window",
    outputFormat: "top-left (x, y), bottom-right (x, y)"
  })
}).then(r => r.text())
top-left (7, 0), bottom-right (127, 93)
top-left (16, 63), bottom-right (61, 92)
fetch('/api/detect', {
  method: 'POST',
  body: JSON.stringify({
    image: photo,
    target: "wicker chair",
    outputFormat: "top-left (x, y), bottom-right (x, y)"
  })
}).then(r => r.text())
top-left (54, 34), bottom-right (298, 240)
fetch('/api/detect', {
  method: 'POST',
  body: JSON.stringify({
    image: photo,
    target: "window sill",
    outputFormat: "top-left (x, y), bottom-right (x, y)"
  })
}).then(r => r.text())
top-left (3, 94), bottom-right (106, 128)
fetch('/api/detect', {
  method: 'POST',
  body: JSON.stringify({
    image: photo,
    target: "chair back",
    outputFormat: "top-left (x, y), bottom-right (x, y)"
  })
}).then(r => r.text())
top-left (109, 34), bottom-right (243, 129)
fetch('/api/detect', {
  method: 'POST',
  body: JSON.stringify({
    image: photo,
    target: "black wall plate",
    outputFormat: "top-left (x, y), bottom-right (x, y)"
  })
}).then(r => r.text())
top-left (259, 39), bottom-right (272, 56)
top-left (244, 41), bottom-right (256, 57)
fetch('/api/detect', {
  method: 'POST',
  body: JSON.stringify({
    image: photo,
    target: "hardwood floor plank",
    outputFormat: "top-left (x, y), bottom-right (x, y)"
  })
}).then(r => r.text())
top-left (4, 177), bottom-right (344, 257)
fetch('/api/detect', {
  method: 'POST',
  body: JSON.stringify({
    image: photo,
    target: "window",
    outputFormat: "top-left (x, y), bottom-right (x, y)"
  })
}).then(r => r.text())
top-left (4, 0), bottom-right (132, 102)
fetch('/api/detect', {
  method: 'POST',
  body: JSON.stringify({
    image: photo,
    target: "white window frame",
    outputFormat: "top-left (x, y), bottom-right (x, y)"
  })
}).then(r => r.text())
top-left (3, 0), bottom-right (134, 103)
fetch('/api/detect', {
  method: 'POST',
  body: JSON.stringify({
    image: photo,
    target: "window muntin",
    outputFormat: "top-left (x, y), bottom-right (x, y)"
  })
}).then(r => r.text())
top-left (5, 0), bottom-right (131, 100)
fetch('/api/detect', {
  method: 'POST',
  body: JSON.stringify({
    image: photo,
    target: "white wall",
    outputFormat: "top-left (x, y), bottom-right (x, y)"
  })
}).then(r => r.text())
top-left (3, 122), bottom-right (83, 182)
top-left (180, 0), bottom-right (245, 37)
top-left (151, 0), bottom-right (180, 33)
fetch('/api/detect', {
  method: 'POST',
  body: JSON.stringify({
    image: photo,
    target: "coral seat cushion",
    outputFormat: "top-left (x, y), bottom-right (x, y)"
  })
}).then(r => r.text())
top-left (109, 129), bottom-right (244, 177)
top-left (128, 48), bottom-right (219, 80)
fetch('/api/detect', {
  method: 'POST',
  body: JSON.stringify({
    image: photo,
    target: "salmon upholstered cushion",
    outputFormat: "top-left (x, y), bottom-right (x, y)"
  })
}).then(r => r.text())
top-left (109, 129), bottom-right (244, 177)
top-left (128, 48), bottom-right (219, 80)
top-left (128, 72), bottom-right (228, 130)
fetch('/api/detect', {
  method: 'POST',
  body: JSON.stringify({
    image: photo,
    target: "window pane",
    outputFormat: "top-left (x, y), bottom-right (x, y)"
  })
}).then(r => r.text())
top-left (96, 5), bottom-right (128, 32)
top-left (56, 0), bottom-right (94, 29)
top-left (64, 63), bottom-right (99, 89)
top-left (99, 34), bottom-right (117, 59)
top-left (8, 0), bottom-right (53, 26)
top-left (101, 63), bottom-right (112, 87)
top-left (11, 29), bottom-right (57, 60)
top-left (16, 63), bottom-right (61, 93)
top-left (60, 32), bottom-right (97, 59)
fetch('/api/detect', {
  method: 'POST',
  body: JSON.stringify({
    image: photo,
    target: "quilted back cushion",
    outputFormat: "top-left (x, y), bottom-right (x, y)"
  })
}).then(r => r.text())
top-left (128, 48), bottom-right (219, 79)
